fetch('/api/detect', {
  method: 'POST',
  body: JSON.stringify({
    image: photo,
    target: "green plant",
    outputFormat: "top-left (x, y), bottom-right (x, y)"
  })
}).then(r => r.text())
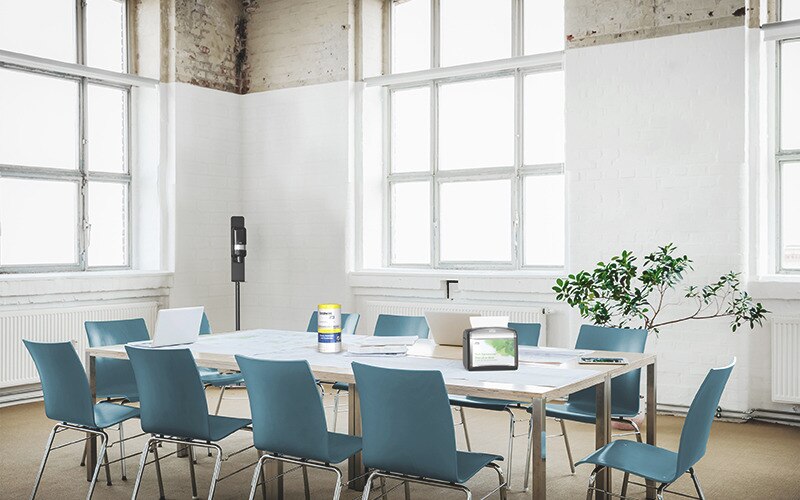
top-left (552, 244), bottom-right (768, 333)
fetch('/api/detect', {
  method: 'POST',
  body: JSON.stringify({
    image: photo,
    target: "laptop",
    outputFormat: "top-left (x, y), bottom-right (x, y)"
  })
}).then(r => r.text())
top-left (424, 311), bottom-right (473, 347)
top-left (132, 306), bottom-right (205, 348)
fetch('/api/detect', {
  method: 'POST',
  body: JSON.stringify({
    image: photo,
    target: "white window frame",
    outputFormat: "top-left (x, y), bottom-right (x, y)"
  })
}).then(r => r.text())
top-left (764, 8), bottom-right (800, 273)
top-left (367, 0), bottom-right (566, 271)
top-left (0, 0), bottom-right (145, 273)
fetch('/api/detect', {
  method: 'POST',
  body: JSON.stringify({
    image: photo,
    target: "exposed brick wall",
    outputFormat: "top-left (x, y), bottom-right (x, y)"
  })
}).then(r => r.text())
top-left (245, 0), bottom-right (354, 92)
top-left (566, 0), bottom-right (750, 48)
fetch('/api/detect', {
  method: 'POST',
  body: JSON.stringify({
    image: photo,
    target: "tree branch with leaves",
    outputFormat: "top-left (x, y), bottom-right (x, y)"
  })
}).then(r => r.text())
top-left (552, 244), bottom-right (769, 333)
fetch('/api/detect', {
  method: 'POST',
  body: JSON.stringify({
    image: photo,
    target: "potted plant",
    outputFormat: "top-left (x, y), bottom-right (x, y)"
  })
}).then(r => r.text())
top-left (552, 243), bottom-right (768, 427)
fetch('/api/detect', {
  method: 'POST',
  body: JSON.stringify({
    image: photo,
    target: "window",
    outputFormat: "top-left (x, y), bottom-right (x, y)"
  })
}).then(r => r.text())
top-left (380, 0), bottom-right (565, 269)
top-left (778, 39), bottom-right (800, 270)
top-left (781, 0), bottom-right (800, 21)
top-left (0, 0), bottom-right (131, 272)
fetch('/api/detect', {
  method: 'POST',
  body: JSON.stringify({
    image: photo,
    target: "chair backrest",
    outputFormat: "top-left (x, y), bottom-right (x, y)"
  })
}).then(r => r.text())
top-left (374, 314), bottom-right (430, 338)
top-left (568, 325), bottom-right (648, 415)
top-left (352, 362), bottom-right (460, 482)
top-left (306, 311), bottom-right (360, 335)
top-left (23, 340), bottom-right (96, 428)
top-left (236, 357), bottom-right (330, 461)
top-left (675, 359), bottom-right (735, 475)
top-left (85, 318), bottom-right (149, 399)
top-left (509, 322), bottom-right (541, 347)
top-left (125, 346), bottom-right (211, 440)
top-left (199, 312), bottom-right (212, 335)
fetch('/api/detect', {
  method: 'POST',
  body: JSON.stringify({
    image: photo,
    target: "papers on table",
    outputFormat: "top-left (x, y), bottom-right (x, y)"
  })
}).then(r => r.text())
top-left (345, 345), bottom-right (408, 356)
top-left (359, 335), bottom-right (418, 346)
top-left (518, 346), bottom-right (594, 365)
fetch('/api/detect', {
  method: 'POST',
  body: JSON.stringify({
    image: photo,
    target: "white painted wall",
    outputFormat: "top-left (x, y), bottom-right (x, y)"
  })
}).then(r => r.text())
top-left (168, 82), bottom-right (244, 332)
top-left (240, 81), bottom-right (356, 331)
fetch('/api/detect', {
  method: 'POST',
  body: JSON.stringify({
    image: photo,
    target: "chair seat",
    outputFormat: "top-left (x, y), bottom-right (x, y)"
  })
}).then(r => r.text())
top-left (199, 366), bottom-right (245, 387)
top-left (96, 382), bottom-right (140, 403)
top-left (542, 402), bottom-right (639, 424)
top-left (576, 440), bottom-right (680, 484)
top-left (208, 415), bottom-right (252, 442)
top-left (449, 395), bottom-right (525, 412)
top-left (456, 451), bottom-right (503, 484)
top-left (332, 381), bottom-right (349, 392)
top-left (93, 402), bottom-right (140, 429)
top-left (324, 432), bottom-right (363, 463)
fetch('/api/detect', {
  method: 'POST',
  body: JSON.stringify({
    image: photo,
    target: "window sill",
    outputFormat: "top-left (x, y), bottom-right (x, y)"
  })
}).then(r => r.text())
top-left (0, 270), bottom-right (173, 303)
top-left (749, 276), bottom-right (800, 300)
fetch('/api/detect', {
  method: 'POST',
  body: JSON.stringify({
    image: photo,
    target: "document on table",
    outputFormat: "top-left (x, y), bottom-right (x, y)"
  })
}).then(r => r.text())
top-left (358, 335), bottom-right (418, 346)
top-left (518, 346), bottom-right (594, 365)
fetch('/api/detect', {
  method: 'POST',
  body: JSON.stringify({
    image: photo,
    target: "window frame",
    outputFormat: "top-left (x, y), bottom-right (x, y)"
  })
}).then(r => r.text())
top-left (378, 0), bottom-right (565, 271)
top-left (0, 0), bottom-right (133, 273)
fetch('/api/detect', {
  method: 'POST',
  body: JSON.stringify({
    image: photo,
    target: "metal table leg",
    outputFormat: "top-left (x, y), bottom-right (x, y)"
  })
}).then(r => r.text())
top-left (347, 383), bottom-right (365, 491)
top-left (595, 378), bottom-right (611, 500)
top-left (646, 361), bottom-right (657, 499)
top-left (529, 397), bottom-right (546, 500)
top-left (262, 450), bottom-right (284, 499)
top-left (86, 355), bottom-right (97, 482)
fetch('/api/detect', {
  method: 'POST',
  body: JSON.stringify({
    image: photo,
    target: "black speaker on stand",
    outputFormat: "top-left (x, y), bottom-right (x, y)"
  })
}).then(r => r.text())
top-left (231, 216), bottom-right (246, 331)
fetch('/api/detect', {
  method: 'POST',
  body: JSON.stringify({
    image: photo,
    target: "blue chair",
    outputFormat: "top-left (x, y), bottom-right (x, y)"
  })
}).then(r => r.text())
top-left (307, 311), bottom-right (361, 335)
top-left (126, 346), bottom-right (252, 500)
top-left (84, 318), bottom-right (149, 478)
top-left (23, 340), bottom-right (140, 499)
top-left (330, 313), bottom-right (430, 431)
top-left (352, 362), bottom-right (507, 500)
top-left (197, 313), bottom-right (245, 416)
top-left (578, 359), bottom-right (735, 500)
top-left (236, 357), bottom-right (362, 500)
top-left (448, 322), bottom-right (541, 490)
top-left (537, 325), bottom-right (648, 484)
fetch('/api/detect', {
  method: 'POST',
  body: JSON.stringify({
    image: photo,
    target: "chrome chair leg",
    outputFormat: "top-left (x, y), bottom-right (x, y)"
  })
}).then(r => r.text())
top-left (80, 438), bottom-right (87, 467)
top-left (559, 419), bottom-right (575, 474)
top-left (585, 465), bottom-right (602, 500)
top-left (332, 389), bottom-right (341, 432)
top-left (30, 425), bottom-right (58, 500)
top-left (85, 431), bottom-right (109, 500)
top-left (131, 438), bottom-right (152, 500)
top-left (488, 462), bottom-right (508, 500)
top-left (503, 408), bottom-right (516, 489)
top-left (656, 482), bottom-right (669, 500)
top-left (247, 455), bottom-right (269, 500)
top-left (119, 422), bottom-right (127, 480)
top-left (103, 447), bottom-right (112, 486)
top-left (689, 468), bottom-right (705, 500)
top-left (331, 466), bottom-right (343, 500)
top-left (621, 472), bottom-right (630, 498)
top-left (523, 417), bottom-right (533, 492)
top-left (152, 441), bottom-right (166, 500)
top-left (206, 443), bottom-right (224, 500)
top-left (458, 407), bottom-right (472, 451)
top-left (302, 465), bottom-right (311, 500)
top-left (214, 386), bottom-right (227, 416)
top-left (189, 446), bottom-right (199, 499)
top-left (379, 476), bottom-right (387, 498)
top-left (361, 470), bottom-right (379, 500)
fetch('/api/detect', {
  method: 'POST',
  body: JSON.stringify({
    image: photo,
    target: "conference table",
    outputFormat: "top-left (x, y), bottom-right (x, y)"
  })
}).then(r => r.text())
top-left (84, 329), bottom-right (657, 500)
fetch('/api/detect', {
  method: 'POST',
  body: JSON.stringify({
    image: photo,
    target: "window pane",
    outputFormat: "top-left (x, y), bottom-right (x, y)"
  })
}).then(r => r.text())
top-left (440, 0), bottom-right (511, 66)
top-left (391, 181), bottom-right (430, 265)
top-left (440, 179), bottom-right (511, 262)
top-left (391, 87), bottom-right (430, 173)
top-left (781, 41), bottom-right (800, 151)
top-left (782, 163), bottom-right (800, 270)
top-left (523, 174), bottom-right (565, 266)
top-left (88, 84), bottom-right (127, 173)
top-left (0, 179), bottom-right (78, 266)
top-left (781, 0), bottom-right (800, 20)
top-left (392, 0), bottom-right (430, 73)
top-left (88, 182), bottom-right (128, 267)
top-left (0, 0), bottom-right (76, 63)
top-left (439, 77), bottom-right (514, 170)
top-left (86, 0), bottom-right (127, 72)
top-left (524, 71), bottom-right (565, 165)
top-left (0, 69), bottom-right (78, 169)
top-left (524, 0), bottom-right (564, 54)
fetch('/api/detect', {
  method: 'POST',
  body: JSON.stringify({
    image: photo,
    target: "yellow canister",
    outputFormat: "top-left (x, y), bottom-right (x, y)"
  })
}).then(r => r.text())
top-left (317, 303), bottom-right (342, 353)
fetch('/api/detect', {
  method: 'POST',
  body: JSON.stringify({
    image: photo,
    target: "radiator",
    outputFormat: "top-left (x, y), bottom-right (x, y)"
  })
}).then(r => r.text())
top-left (360, 300), bottom-right (548, 345)
top-left (772, 317), bottom-right (800, 404)
top-left (0, 301), bottom-right (160, 389)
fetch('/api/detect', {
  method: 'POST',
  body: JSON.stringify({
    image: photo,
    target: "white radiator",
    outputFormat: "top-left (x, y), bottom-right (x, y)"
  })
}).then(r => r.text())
top-left (360, 300), bottom-right (548, 345)
top-left (772, 317), bottom-right (800, 404)
top-left (0, 301), bottom-right (160, 388)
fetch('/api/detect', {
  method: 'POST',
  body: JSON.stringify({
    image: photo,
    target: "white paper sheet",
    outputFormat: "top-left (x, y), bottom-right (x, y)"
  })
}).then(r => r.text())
top-left (359, 335), bottom-right (418, 346)
top-left (518, 346), bottom-right (594, 365)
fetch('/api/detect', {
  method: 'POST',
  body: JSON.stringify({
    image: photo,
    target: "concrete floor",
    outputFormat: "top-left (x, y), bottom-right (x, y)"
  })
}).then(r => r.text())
top-left (1, 387), bottom-right (799, 499)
